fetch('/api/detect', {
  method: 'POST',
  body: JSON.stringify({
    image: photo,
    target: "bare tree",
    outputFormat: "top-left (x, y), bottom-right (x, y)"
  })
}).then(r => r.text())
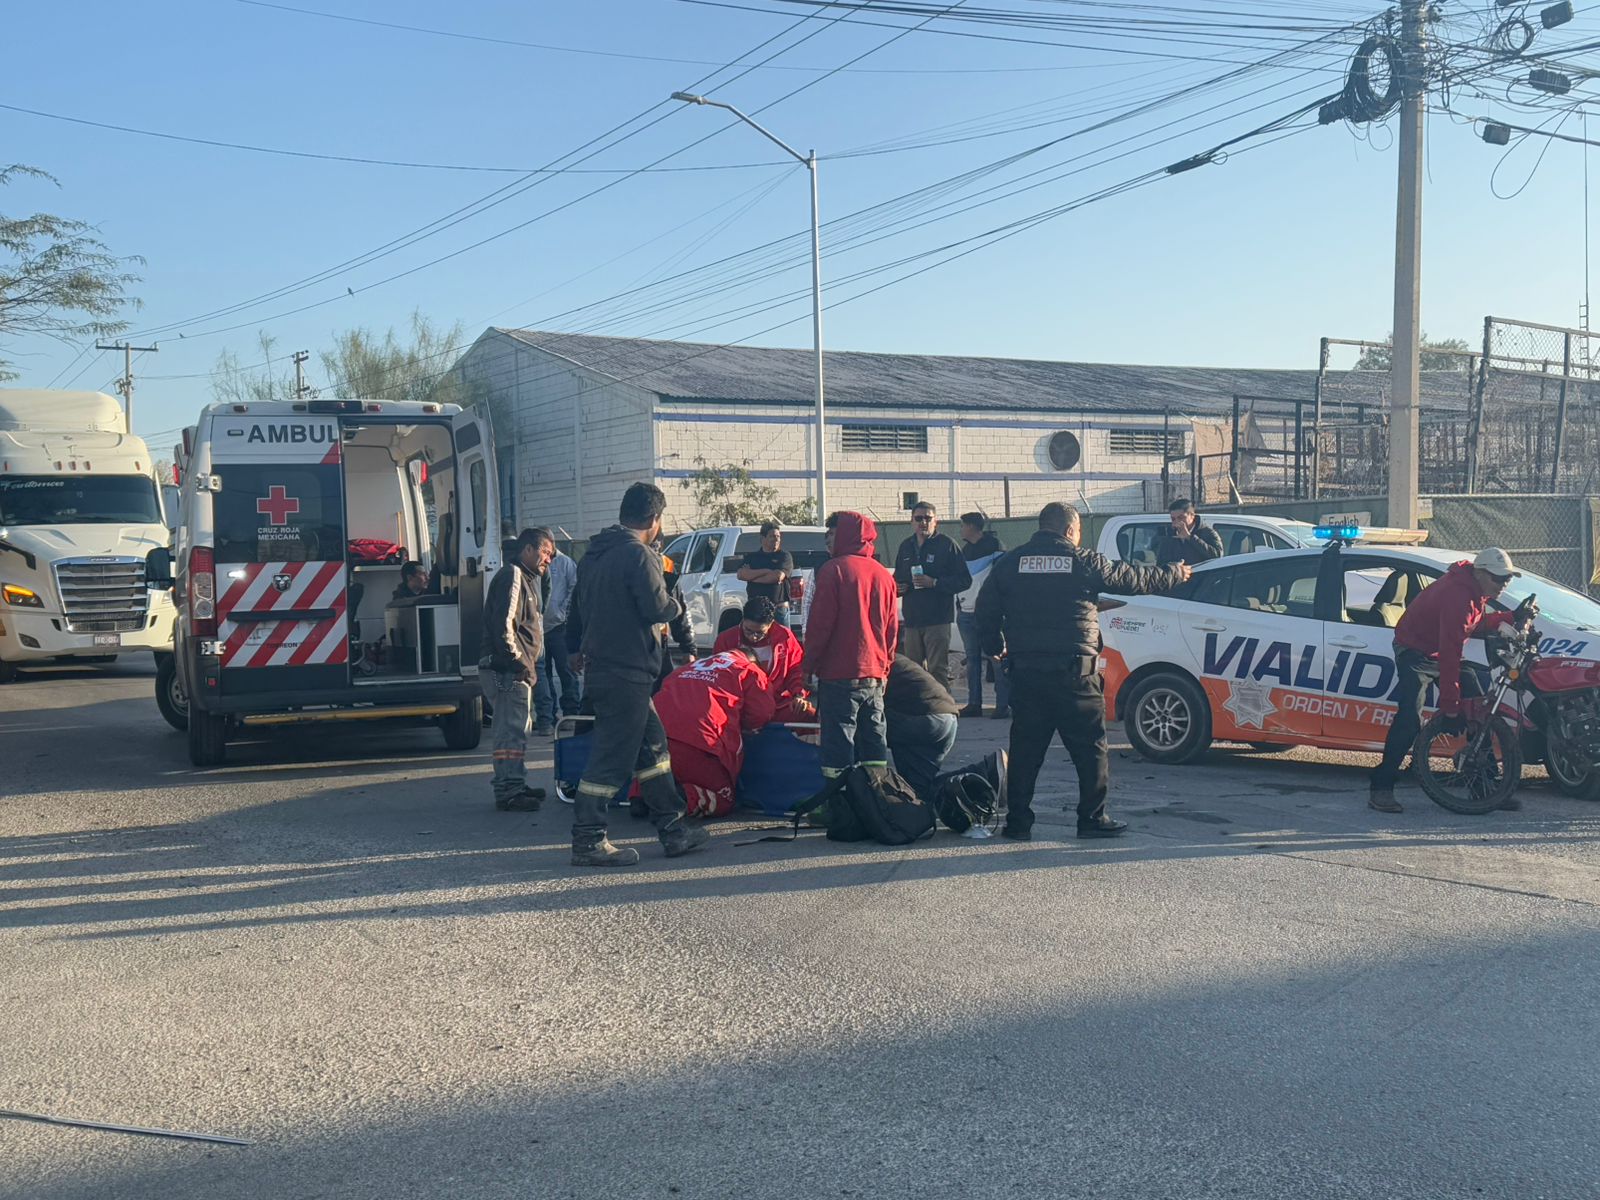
top-left (209, 333), bottom-right (296, 404)
top-left (0, 165), bottom-right (142, 380)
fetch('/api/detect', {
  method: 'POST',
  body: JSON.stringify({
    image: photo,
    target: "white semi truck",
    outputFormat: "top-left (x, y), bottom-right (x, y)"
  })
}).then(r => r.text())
top-left (0, 390), bottom-right (176, 682)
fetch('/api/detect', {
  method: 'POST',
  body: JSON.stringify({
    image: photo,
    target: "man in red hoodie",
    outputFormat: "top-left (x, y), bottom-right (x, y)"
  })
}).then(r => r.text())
top-left (803, 511), bottom-right (900, 779)
top-left (656, 647), bottom-right (777, 817)
top-left (1370, 547), bottom-right (1532, 813)
top-left (712, 596), bottom-right (812, 720)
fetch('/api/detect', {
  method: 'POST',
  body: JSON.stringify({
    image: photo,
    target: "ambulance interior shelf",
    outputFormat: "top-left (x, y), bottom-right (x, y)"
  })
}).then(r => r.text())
top-left (339, 419), bottom-right (459, 681)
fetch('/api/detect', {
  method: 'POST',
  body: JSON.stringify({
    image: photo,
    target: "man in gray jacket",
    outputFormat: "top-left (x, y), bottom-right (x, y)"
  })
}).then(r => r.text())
top-left (569, 483), bottom-right (708, 868)
top-left (533, 545), bottom-right (580, 735)
top-left (481, 527), bottom-right (554, 812)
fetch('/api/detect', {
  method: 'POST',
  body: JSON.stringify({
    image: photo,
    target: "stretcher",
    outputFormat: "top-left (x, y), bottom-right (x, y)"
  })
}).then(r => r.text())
top-left (553, 716), bottom-right (823, 815)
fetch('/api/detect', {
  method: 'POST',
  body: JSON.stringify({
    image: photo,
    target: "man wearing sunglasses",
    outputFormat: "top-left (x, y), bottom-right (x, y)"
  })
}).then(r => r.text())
top-left (1369, 547), bottom-right (1535, 813)
top-left (892, 501), bottom-right (970, 691)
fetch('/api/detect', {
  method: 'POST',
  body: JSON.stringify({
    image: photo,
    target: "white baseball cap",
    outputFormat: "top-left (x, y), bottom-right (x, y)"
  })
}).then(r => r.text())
top-left (1473, 547), bottom-right (1519, 578)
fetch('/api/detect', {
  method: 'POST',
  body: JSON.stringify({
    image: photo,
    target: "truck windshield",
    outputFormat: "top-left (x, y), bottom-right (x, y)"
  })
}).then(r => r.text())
top-left (0, 475), bottom-right (162, 525)
top-left (732, 530), bottom-right (831, 571)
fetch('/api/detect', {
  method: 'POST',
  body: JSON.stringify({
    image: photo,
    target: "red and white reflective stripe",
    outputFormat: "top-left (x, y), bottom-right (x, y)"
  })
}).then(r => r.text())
top-left (262, 567), bottom-right (347, 668)
top-left (217, 560), bottom-right (348, 669)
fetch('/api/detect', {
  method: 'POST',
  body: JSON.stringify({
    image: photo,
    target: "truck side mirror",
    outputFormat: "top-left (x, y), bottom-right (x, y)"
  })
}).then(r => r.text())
top-left (145, 547), bottom-right (175, 589)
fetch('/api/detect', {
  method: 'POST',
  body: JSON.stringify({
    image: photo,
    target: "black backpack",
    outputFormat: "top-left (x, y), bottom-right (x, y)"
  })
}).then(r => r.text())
top-left (798, 764), bottom-right (935, 846)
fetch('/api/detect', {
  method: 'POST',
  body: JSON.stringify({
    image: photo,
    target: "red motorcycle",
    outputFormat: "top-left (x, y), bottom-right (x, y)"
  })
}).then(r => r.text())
top-left (1414, 595), bottom-right (1600, 813)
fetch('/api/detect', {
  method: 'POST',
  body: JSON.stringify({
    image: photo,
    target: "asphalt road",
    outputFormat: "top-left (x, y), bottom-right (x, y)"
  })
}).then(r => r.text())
top-left (3, 659), bottom-right (1599, 1200)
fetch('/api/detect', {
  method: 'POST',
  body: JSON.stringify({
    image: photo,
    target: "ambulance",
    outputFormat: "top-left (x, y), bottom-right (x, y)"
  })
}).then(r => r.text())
top-left (147, 398), bottom-right (500, 765)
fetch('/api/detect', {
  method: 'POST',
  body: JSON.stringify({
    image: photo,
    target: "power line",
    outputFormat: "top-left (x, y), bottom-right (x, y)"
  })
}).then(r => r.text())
top-left (0, 102), bottom-right (787, 174)
top-left (124, 0), bottom-right (866, 341)
top-left (227, 0), bottom-right (1152, 74)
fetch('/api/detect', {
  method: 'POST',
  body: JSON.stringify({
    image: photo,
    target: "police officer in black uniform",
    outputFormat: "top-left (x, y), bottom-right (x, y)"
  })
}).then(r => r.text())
top-left (975, 502), bottom-right (1191, 841)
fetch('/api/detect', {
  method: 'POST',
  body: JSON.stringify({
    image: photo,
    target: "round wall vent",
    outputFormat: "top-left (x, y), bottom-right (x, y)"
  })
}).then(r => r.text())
top-left (1047, 430), bottom-right (1081, 471)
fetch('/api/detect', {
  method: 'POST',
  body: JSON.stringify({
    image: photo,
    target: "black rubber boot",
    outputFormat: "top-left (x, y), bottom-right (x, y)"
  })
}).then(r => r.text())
top-left (659, 820), bottom-right (709, 858)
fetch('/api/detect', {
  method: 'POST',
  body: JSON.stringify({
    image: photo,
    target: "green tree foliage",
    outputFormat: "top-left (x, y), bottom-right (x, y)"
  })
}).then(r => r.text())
top-left (1355, 332), bottom-right (1472, 372)
top-left (679, 458), bottom-right (816, 526)
top-left (208, 313), bottom-right (486, 413)
top-left (320, 312), bottom-right (472, 405)
top-left (0, 165), bottom-right (142, 381)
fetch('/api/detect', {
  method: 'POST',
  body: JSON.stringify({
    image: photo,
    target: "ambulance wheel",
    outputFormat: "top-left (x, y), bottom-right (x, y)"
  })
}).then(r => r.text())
top-left (0, 658), bottom-right (18, 684)
top-left (155, 655), bottom-right (189, 731)
top-left (1124, 672), bottom-right (1212, 764)
top-left (440, 696), bottom-right (483, 750)
top-left (188, 708), bottom-right (228, 766)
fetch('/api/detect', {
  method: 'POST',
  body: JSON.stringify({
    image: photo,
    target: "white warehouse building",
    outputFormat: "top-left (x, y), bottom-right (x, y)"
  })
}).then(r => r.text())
top-left (452, 328), bottom-right (1380, 537)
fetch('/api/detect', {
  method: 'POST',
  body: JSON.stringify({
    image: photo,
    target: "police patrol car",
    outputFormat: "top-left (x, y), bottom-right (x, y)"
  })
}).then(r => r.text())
top-left (1102, 526), bottom-right (1600, 765)
top-left (146, 398), bottom-right (500, 765)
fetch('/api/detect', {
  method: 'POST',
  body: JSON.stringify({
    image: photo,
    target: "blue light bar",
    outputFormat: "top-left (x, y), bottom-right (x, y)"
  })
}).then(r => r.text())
top-left (1313, 524), bottom-right (1362, 542)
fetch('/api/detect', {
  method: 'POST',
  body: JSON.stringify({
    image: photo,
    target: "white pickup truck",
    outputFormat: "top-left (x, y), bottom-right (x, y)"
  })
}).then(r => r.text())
top-left (662, 524), bottom-right (830, 651)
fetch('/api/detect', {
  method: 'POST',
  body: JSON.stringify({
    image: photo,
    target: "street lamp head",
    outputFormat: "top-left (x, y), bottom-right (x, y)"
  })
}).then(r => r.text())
top-left (670, 91), bottom-right (707, 104)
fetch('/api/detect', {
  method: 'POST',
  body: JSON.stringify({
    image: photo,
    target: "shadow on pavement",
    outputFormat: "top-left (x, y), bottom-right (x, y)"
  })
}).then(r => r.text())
top-left (7, 921), bottom-right (1600, 1200)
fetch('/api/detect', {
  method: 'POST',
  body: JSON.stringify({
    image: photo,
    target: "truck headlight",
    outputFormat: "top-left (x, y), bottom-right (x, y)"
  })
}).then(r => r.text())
top-left (1, 583), bottom-right (43, 608)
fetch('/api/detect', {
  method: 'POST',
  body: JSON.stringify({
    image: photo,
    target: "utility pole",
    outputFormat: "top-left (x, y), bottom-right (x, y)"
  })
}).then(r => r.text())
top-left (95, 341), bottom-right (160, 431)
top-left (292, 350), bottom-right (312, 399)
top-left (1388, 0), bottom-right (1427, 528)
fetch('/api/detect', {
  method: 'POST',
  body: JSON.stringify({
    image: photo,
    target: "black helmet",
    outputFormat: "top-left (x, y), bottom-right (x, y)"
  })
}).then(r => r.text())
top-left (935, 772), bottom-right (999, 834)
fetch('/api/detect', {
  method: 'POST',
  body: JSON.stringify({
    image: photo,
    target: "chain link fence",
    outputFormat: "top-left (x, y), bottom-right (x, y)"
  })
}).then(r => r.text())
top-left (1467, 317), bottom-right (1600, 495)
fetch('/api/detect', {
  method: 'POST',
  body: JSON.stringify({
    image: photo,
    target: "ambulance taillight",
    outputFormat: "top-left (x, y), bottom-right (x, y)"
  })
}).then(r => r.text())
top-left (190, 546), bottom-right (218, 638)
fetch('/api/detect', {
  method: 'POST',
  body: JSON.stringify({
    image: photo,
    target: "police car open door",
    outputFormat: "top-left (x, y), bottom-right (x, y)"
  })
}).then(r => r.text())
top-left (211, 412), bottom-right (351, 694)
top-left (449, 409), bottom-right (500, 682)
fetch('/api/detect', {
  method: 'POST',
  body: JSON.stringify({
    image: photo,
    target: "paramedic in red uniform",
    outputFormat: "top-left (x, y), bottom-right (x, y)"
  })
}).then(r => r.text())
top-left (712, 596), bottom-right (812, 720)
top-left (1369, 547), bottom-right (1533, 814)
top-left (655, 647), bottom-right (778, 817)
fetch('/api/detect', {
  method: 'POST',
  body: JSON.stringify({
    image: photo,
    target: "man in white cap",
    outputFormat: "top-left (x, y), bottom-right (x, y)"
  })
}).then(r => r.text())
top-left (1369, 547), bottom-right (1534, 813)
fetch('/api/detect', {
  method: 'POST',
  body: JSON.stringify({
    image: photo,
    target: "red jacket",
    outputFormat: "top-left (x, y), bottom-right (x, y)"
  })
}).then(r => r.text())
top-left (713, 622), bottom-right (805, 711)
top-left (655, 650), bottom-right (777, 780)
top-left (803, 512), bottom-right (899, 682)
top-left (1394, 561), bottom-right (1515, 713)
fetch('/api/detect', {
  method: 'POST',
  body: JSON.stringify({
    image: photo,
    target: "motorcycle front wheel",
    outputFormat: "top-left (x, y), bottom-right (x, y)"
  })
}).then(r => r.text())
top-left (1412, 713), bottom-right (1523, 814)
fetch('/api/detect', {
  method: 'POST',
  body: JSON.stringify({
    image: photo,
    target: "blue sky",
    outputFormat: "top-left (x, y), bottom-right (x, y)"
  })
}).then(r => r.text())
top-left (5, 0), bottom-right (1599, 450)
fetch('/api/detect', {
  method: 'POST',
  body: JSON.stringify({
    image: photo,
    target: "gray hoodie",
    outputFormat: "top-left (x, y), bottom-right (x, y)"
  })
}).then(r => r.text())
top-left (573, 525), bottom-right (681, 684)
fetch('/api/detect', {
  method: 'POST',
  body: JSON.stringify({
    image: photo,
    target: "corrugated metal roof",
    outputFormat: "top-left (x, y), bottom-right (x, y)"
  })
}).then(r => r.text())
top-left (495, 328), bottom-right (1478, 416)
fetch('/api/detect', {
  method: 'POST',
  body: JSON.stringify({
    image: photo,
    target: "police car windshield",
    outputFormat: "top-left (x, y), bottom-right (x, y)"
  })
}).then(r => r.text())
top-left (1496, 571), bottom-right (1600, 631)
top-left (1281, 522), bottom-right (1324, 547)
top-left (0, 475), bottom-right (162, 525)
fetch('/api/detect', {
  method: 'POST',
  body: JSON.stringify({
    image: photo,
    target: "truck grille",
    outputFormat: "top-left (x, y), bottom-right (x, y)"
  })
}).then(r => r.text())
top-left (53, 557), bottom-right (150, 633)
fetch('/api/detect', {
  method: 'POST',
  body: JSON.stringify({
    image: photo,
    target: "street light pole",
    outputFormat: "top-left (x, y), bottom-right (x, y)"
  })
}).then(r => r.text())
top-left (672, 92), bottom-right (828, 520)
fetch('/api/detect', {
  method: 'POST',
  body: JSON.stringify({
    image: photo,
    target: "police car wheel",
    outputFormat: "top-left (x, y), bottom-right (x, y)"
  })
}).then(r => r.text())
top-left (1125, 673), bottom-right (1212, 764)
top-left (0, 658), bottom-right (18, 684)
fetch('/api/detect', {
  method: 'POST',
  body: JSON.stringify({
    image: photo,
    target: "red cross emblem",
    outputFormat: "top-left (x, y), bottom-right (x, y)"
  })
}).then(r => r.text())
top-left (256, 485), bottom-right (301, 526)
